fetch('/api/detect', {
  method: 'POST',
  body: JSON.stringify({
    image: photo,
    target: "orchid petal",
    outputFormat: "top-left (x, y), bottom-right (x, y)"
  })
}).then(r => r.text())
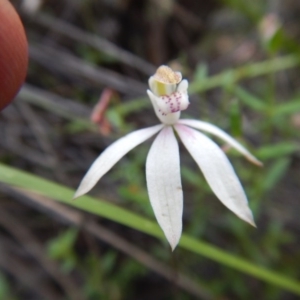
top-left (177, 79), bottom-right (188, 92)
top-left (178, 119), bottom-right (262, 166)
top-left (74, 124), bottom-right (163, 199)
top-left (175, 124), bottom-right (255, 226)
top-left (146, 126), bottom-right (183, 250)
top-left (148, 76), bottom-right (156, 94)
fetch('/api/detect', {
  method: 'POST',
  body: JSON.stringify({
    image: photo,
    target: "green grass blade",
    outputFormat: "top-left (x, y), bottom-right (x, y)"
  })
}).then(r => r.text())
top-left (234, 86), bottom-right (266, 111)
top-left (0, 163), bottom-right (300, 295)
top-left (189, 54), bottom-right (300, 94)
top-left (272, 99), bottom-right (300, 117)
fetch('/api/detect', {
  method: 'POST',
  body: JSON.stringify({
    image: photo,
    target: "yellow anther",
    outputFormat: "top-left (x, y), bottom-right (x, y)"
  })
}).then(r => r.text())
top-left (153, 65), bottom-right (182, 85)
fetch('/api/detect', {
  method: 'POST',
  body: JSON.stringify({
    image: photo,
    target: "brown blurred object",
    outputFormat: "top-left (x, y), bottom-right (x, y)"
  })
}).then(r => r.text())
top-left (291, 112), bottom-right (300, 128)
top-left (20, 0), bottom-right (42, 15)
top-left (91, 88), bottom-right (116, 136)
top-left (0, 0), bottom-right (28, 111)
top-left (259, 13), bottom-right (281, 42)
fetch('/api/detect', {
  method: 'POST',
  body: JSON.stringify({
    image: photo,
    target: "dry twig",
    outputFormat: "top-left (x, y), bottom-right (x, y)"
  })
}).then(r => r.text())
top-left (28, 12), bottom-right (155, 75)
top-left (0, 207), bottom-right (86, 300)
top-left (0, 237), bottom-right (61, 300)
top-left (0, 185), bottom-right (214, 300)
top-left (29, 44), bottom-right (147, 95)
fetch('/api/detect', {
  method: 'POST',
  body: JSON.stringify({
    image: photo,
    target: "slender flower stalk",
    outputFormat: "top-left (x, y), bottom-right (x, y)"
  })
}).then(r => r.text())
top-left (75, 65), bottom-right (262, 250)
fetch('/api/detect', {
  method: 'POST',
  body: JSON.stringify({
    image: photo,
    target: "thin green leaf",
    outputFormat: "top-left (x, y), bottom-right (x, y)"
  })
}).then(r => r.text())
top-left (273, 99), bottom-right (300, 117)
top-left (47, 228), bottom-right (78, 259)
top-left (229, 99), bottom-right (242, 136)
top-left (257, 143), bottom-right (299, 160)
top-left (234, 86), bottom-right (266, 111)
top-left (0, 163), bottom-right (300, 295)
top-left (194, 63), bottom-right (208, 82)
top-left (189, 55), bottom-right (300, 95)
top-left (261, 158), bottom-right (291, 192)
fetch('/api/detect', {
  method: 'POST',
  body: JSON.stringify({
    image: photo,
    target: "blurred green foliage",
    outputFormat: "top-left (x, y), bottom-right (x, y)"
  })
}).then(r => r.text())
top-left (0, 273), bottom-right (16, 300)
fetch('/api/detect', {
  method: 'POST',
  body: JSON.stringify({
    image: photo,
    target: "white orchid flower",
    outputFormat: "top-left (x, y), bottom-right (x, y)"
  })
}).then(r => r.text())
top-left (75, 65), bottom-right (262, 250)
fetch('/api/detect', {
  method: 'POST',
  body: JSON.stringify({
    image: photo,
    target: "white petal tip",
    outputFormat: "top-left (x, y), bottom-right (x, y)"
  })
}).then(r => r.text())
top-left (248, 156), bottom-right (263, 167)
top-left (239, 208), bottom-right (256, 227)
top-left (147, 89), bottom-right (157, 105)
top-left (73, 190), bottom-right (84, 200)
top-left (170, 245), bottom-right (177, 252)
top-left (168, 237), bottom-right (180, 251)
top-left (73, 184), bottom-right (89, 200)
top-left (165, 230), bottom-right (182, 252)
top-left (146, 89), bottom-right (153, 97)
top-left (247, 217), bottom-right (257, 228)
top-left (177, 79), bottom-right (188, 92)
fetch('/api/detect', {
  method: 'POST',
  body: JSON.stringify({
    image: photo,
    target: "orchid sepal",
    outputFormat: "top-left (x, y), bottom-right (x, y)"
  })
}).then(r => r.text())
top-left (75, 65), bottom-right (261, 250)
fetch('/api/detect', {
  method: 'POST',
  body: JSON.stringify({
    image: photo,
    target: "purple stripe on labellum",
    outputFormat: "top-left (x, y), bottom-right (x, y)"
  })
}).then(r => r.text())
top-left (158, 92), bottom-right (189, 115)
